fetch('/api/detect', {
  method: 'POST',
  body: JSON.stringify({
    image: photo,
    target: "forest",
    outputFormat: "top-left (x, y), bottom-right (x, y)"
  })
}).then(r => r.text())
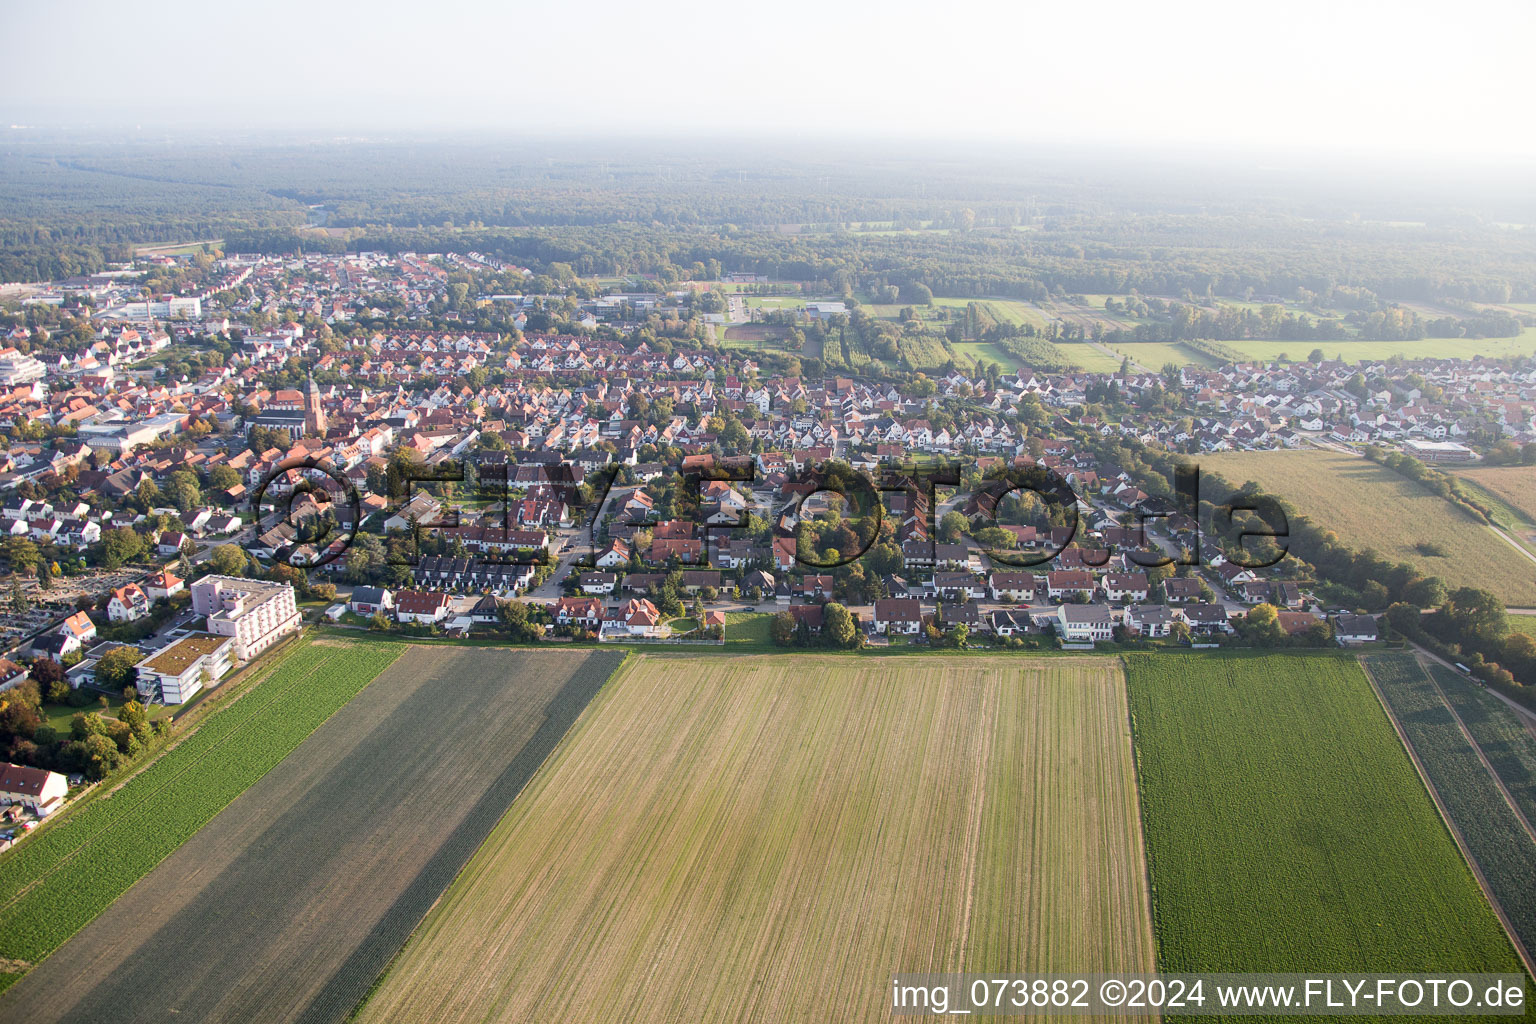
top-left (4, 137), bottom-right (1536, 314)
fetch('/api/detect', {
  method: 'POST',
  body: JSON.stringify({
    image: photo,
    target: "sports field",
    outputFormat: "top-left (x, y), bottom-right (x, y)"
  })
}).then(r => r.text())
top-left (1198, 450), bottom-right (1536, 605)
top-left (0, 645), bottom-right (625, 1024)
top-left (1125, 653), bottom-right (1527, 977)
top-left (356, 654), bottom-right (1156, 1023)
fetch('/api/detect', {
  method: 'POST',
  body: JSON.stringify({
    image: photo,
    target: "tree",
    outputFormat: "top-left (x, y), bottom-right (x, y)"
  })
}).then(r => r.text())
top-left (1440, 587), bottom-right (1506, 647)
top-left (163, 470), bottom-right (202, 515)
top-left (770, 611), bottom-right (796, 647)
top-left (824, 602), bottom-right (858, 649)
top-left (208, 464), bottom-right (242, 491)
top-left (100, 526), bottom-right (147, 569)
top-left (11, 578), bottom-right (29, 613)
top-left (1403, 576), bottom-right (1446, 609)
top-left (3, 537), bottom-right (40, 574)
top-left (939, 510), bottom-right (969, 545)
top-left (208, 543), bottom-right (249, 577)
top-left (95, 647), bottom-right (142, 693)
top-left (118, 699), bottom-right (149, 736)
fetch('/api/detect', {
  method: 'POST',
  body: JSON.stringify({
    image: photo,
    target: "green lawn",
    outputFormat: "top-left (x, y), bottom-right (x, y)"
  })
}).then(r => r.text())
top-left (722, 611), bottom-right (774, 648)
top-left (1055, 341), bottom-right (1125, 372)
top-left (1507, 614), bottom-right (1536, 636)
top-left (1125, 653), bottom-right (1526, 980)
top-left (949, 340), bottom-right (1025, 372)
top-left (41, 694), bottom-right (174, 734)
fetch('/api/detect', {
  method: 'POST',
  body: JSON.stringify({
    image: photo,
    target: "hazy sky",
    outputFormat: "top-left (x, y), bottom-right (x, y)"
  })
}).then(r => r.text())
top-left (6, 0), bottom-right (1534, 160)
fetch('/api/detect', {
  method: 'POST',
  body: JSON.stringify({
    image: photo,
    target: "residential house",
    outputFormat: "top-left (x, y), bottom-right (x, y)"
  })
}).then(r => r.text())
top-left (1333, 613), bottom-right (1379, 644)
top-left (349, 586), bottom-right (394, 616)
top-left (1057, 604), bottom-right (1114, 643)
top-left (134, 633), bottom-right (233, 704)
top-left (0, 762), bottom-right (68, 816)
top-left (144, 570), bottom-right (185, 602)
top-left (1100, 572), bottom-right (1149, 603)
top-left (393, 589), bottom-right (451, 624)
top-left (107, 583), bottom-right (151, 623)
top-left (872, 597), bottom-right (924, 635)
top-left (1124, 603), bottom-right (1173, 638)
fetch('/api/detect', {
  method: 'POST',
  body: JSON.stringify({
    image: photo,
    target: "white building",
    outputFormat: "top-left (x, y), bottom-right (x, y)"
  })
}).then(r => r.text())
top-left (190, 575), bottom-right (301, 660)
top-left (1, 761), bottom-right (69, 816)
top-left (134, 633), bottom-right (233, 704)
top-left (1057, 604), bottom-right (1114, 643)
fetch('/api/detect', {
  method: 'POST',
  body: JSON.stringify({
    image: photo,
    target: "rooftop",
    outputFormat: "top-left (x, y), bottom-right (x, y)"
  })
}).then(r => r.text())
top-left (137, 633), bottom-right (231, 677)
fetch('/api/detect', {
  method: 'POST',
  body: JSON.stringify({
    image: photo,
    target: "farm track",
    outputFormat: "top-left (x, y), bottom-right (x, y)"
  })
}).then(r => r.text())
top-left (0, 646), bottom-right (624, 1024)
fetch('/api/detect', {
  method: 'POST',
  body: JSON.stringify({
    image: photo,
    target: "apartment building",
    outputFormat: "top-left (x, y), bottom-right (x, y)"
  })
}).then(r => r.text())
top-left (190, 575), bottom-right (301, 660)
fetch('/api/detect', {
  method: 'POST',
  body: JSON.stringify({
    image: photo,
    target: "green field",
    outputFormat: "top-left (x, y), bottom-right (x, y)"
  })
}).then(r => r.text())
top-left (1125, 653), bottom-right (1527, 980)
top-left (1107, 341), bottom-right (1220, 369)
top-left (1430, 663), bottom-right (1536, 831)
top-left (358, 655), bottom-right (1156, 1023)
top-left (949, 339), bottom-right (1025, 371)
top-left (723, 610), bottom-right (774, 647)
top-left (1362, 651), bottom-right (1536, 962)
top-left (1204, 331), bottom-right (1536, 365)
top-left (1056, 341), bottom-right (1125, 372)
top-left (0, 635), bottom-right (406, 964)
top-left (1199, 450), bottom-right (1536, 605)
top-left (0, 646), bottom-right (624, 1024)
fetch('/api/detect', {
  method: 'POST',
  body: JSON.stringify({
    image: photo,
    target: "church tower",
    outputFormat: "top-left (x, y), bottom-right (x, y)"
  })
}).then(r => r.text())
top-left (304, 373), bottom-right (327, 437)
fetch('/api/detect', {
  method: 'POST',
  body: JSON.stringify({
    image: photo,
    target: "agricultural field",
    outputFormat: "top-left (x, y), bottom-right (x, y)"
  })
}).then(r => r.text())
top-left (1038, 297), bottom-right (1139, 333)
top-left (1053, 340), bottom-right (1123, 372)
top-left (356, 654), bottom-right (1156, 1024)
top-left (1456, 466), bottom-right (1536, 527)
top-left (1105, 341), bottom-right (1220, 369)
top-left (930, 296), bottom-right (1050, 330)
top-left (0, 636), bottom-right (406, 966)
top-left (1360, 652), bottom-right (1536, 965)
top-left (1125, 653), bottom-right (1527, 977)
top-left (1430, 663), bottom-right (1536, 830)
top-left (1451, 472), bottom-right (1536, 557)
top-left (949, 339), bottom-right (1025, 372)
top-left (0, 645), bottom-right (625, 1024)
top-left (1198, 450), bottom-right (1536, 605)
top-left (1204, 332), bottom-right (1536, 365)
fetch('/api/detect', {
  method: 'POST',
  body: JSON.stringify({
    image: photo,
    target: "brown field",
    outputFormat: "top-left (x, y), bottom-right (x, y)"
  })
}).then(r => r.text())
top-left (722, 324), bottom-right (788, 341)
top-left (0, 645), bottom-right (623, 1024)
top-left (1199, 450), bottom-right (1536, 605)
top-left (356, 653), bottom-right (1155, 1024)
top-left (1457, 466), bottom-right (1536, 524)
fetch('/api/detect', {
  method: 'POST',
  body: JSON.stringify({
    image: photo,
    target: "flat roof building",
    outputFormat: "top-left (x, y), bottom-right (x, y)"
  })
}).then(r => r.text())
top-left (190, 575), bottom-right (301, 661)
top-left (135, 633), bottom-right (234, 704)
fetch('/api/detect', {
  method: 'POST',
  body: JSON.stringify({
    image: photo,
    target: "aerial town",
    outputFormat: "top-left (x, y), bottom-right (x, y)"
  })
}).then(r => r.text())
top-left (5, 10), bottom-right (1536, 1021)
top-left (0, 247), bottom-right (1531, 835)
